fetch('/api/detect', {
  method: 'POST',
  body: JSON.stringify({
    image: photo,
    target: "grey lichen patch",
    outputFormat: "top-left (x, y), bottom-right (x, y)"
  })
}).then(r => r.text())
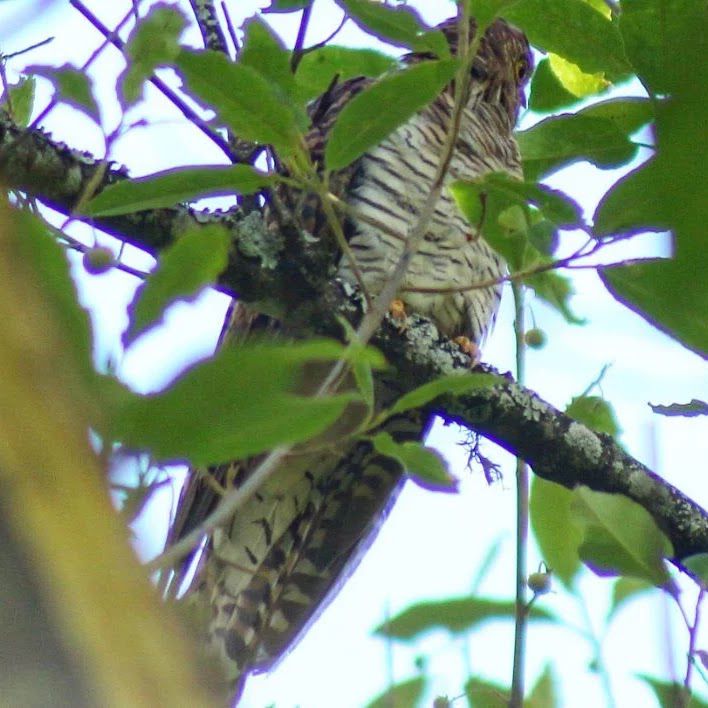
top-left (236, 211), bottom-right (282, 269)
top-left (565, 422), bottom-right (602, 465)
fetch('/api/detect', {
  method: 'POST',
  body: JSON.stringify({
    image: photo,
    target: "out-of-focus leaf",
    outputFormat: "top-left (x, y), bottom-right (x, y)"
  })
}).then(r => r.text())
top-left (375, 596), bottom-right (554, 640)
top-left (383, 372), bottom-right (501, 419)
top-left (0, 199), bottom-right (215, 706)
top-left (529, 57), bottom-right (578, 113)
top-left (177, 49), bottom-right (300, 155)
top-left (518, 114), bottom-right (637, 181)
top-left (504, 0), bottom-right (630, 80)
top-left (465, 677), bottom-right (509, 707)
top-left (566, 395), bottom-right (620, 438)
top-left (366, 677), bottom-right (426, 708)
top-left (639, 675), bottom-right (708, 708)
top-left (125, 225), bottom-right (230, 343)
top-left (263, 0), bottom-right (310, 12)
top-left (1, 75), bottom-right (35, 125)
top-left (84, 165), bottom-right (271, 217)
top-left (578, 97), bottom-right (653, 136)
top-left (325, 59), bottom-right (457, 170)
top-left (107, 340), bottom-right (363, 465)
top-left (119, 4), bottom-right (186, 105)
top-left (336, 0), bottom-right (449, 56)
top-left (684, 553), bottom-right (708, 588)
top-left (530, 477), bottom-right (582, 589)
top-left (547, 52), bottom-right (609, 99)
top-left (571, 486), bottom-right (673, 586)
top-left (524, 269), bottom-right (584, 325)
top-left (27, 64), bottom-right (99, 122)
top-left (372, 433), bottom-right (457, 492)
top-left (296, 45), bottom-right (396, 102)
top-left (526, 665), bottom-right (558, 708)
top-left (607, 577), bottom-right (655, 623)
top-left (650, 400), bottom-right (708, 418)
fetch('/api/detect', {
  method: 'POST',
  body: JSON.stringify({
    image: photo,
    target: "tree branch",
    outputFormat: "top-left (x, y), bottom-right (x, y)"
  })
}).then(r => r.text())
top-left (1, 116), bottom-right (706, 566)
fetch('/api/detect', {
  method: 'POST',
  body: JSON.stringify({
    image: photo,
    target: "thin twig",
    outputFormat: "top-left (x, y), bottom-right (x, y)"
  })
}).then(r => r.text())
top-left (189, 0), bottom-right (229, 54)
top-left (220, 1), bottom-right (240, 54)
top-left (290, 3), bottom-right (313, 72)
top-left (4, 36), bottom-right (54, 61)
top-left (297, 14), bottom-right (348, 60)
top-left (68, 0), bottom-right (236, 161)
top-left (683, 588), bottom-right (706, 703)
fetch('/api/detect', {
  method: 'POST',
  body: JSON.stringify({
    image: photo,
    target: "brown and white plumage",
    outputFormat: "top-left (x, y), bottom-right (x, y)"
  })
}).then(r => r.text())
top-left (165, 16), bottom-right (532, 702)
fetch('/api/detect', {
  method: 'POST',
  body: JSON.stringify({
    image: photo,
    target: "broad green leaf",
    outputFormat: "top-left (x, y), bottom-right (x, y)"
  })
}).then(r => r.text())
top-left (578, 97), bottom-right (653, 136)
top-left (571, 487), bottom-right (673, 586)
top-left (107, 340), bottom-right (361, 465)
top-left (530, 477), bottom-right (582, 588)
top-left (547, 53), bottom-right (609, 99)
top-left (366, 677), bottom-right (426, 708)
top-left (376, 596), bottom-right (554, 639)
top-left (1, 75), bottom-right (35, 126)
top-left (383, 373), bottom-right (501, 419)
top-left (84, 165), bottom-right (271, 217)
top-left (518, 114), bottom-right (637, 181)
top-left (295, 46), bottom-right (396, 102)
top-left (650, 400), bottom-right (708, 418)
top-left (465, 677), bottom-right (509, 708)
top-left (639, 675), bottom-right (708, 708)
top-left (504, 0), bottom-right (630, 80)
top-left (125, 225), bottom-right (230, 343)
top-left (529, 58), bottom-right (578, 113)
top-left (239, 16), bottom-right (307, 127)
top-left (524, 269), bottom-right (584, 325)
top-left (263, 0), bottom-right (310, 11)
top-left (120, 4), bottom-right (186, 106)
top-left (684, 553), bottom-right (708, 588)
top-left (526, 665), bottom-right (558, 708)
top-left (566, 395), bottom-right (620, 438)
top-left (27, 64), bottom-right (99, 122)
top-left (325, 59), bottom-right (458, 170)
top-left (177, 49), bottom-right (300, 155)
top-left (619, 0), bottom-right (704, 96)
top-left (608, 577), bottom-right (654, 622)
top-left (336, 0), bottom-right (450, 57)
top-left (372, 432), bottom-right (456, 491)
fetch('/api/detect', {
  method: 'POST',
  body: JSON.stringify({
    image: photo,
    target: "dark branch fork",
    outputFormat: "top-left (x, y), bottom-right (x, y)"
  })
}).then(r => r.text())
top-left (1, 115), bottom-right (706, 568)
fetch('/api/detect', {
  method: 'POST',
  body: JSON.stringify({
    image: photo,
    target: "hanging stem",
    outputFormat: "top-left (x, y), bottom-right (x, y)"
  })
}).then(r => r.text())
top-left (510, 280), bottom-right (529, 707)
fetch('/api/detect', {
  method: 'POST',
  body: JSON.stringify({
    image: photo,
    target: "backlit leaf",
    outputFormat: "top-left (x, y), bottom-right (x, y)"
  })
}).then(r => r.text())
top-left (27, 64), bottom-right (99, 122)
top-left (366, 677), bottom-right (426, 708)
top-left (649, 400), bottom-right (708, 418)
top-left (566, 395), bottom-right (620, 438)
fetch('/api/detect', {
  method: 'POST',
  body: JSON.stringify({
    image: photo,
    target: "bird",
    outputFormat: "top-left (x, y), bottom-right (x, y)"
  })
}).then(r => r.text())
top-left (164, 14), bottom-right (532, 703)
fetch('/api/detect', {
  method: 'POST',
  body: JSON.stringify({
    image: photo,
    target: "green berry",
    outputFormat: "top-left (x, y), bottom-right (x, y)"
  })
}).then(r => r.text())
top-left (83, 246), bottom-right (115, 275)
top-left (524, 328), bottom-right (547, 349)
top-left (528, 571), bottom-right (552, 595)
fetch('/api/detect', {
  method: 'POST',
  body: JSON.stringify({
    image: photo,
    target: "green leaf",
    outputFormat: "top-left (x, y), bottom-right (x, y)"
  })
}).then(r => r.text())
top-left (639, 675), bottom-right (708, 708)
top-left (177, 49), bottom-right (300, 155)
top-left (383, 373), bottom-right (501, 419)
top-left (239, 16), bottom-right (307, 128)
top-left (119, 4), bottom-right (186, 106)
top-left (325, 59), bottom-right (458, 170)
top-left (336, 0), bottom-right (450, 57)
top-left (1, 75), bottom-right (36, 126)
top-left (107, 340), bottom-right (361, 465)
top-left (372, 432), bottom-right (456, 491)
top-left (547, 52), bottom-right (609, 99)
top-left (27, 64), bottom-right (99, 122)
top-left (84, 165), bottom-right (272, 217)
top-left (376, 596), bottom-right (554, 640)
top-left (295, 46), bottom-right (396, 102)
top-left (366, 677), bottom-right (426, 708)
top-left (570, 487), bottom-right (674, 586)
top-left (607, 577), bottom-right (654, 622)
top-left (503, 0), bottom-right (630, 80)
top-left (578, 97), bottom-right (654, 136)
top-left (530, 477), bottom-right (582, 589)
top-left (566, 395), bottom-right (620, 438)
top-left (263, 0), bottom-right (311, 12)
top-left (529, 58), bottom-right (578, 113)
top-left (125, 225), bottom-right (230, 343)
top-left (649, 400), bottom-right (708, 418)
top-left (465, 677), bottom-right (509, 708)
top-left (526, 665), bottom-right (558, 708)
top-left (524, 269), bottom-right (584, 325)
top-left (684, 553), bottom-right (708, 588)
top-left (518, 114), bottom-right (637, 181)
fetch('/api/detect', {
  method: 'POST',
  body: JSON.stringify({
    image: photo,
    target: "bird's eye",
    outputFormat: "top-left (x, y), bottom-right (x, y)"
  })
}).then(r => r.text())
top-left (514, 58), bottom-right (529, 82)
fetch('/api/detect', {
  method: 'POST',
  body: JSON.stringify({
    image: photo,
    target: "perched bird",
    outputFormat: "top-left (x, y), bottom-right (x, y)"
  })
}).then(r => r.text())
top-left (165, 15), bottom-right (532, 702)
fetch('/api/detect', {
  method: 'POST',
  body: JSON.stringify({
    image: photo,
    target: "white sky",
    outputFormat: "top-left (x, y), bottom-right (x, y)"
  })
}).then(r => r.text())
top-left (2, 1), bottom-right (707, 707)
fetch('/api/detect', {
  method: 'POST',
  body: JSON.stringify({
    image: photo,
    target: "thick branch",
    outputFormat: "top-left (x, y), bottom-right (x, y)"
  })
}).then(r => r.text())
top-left (1, 116), bottom-right (706, 565)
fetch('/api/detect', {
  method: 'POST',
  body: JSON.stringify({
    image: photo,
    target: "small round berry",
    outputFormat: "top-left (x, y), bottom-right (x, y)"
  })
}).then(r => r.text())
top-left (527, 571), bottom-right (552, 595)
top-left (524, 328), bottom-right (547, 349)
top-left (83, 246), bottom-right (115, 275)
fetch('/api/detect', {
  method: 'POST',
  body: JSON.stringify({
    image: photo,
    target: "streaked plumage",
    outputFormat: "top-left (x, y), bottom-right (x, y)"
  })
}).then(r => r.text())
top-left (165, 16), bottom-right (532, 702)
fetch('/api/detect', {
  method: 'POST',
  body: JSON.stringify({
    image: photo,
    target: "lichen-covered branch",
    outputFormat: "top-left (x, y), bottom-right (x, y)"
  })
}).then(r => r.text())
top-left (1, 115), bottom-right (706, 566)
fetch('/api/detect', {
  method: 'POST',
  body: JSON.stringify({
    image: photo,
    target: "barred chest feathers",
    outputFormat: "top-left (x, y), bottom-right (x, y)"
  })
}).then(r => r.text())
top-left (338, 91), bottom-right (523, 344)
